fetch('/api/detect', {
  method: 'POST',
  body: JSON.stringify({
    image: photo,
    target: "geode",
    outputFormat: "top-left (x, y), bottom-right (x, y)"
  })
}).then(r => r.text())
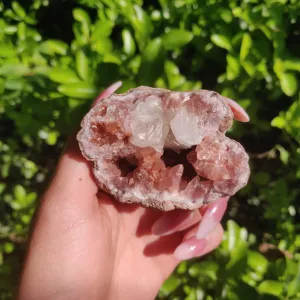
top-left (77, 86), bottom-right (250, 211)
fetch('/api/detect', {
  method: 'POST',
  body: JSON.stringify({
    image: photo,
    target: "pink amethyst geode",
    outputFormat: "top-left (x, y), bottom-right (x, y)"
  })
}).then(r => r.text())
top-left (77, 86), bottom-right (250, 211)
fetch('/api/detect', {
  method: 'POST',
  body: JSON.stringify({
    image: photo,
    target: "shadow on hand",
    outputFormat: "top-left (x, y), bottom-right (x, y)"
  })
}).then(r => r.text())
top-left (143, 234), bottom-right (183, 256)
top-left (137, 209), bottom-right (183, 257)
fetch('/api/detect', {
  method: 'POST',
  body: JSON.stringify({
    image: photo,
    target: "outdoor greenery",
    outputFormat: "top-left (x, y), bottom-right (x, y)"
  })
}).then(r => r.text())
top-left (0, 0), bottom-right (300, 299)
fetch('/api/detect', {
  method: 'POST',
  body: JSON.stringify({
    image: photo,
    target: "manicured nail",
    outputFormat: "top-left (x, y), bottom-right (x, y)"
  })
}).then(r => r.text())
top-left (196, 197), bottom-right (228, 240)
top-left (174, 236), bottom-right (206, 260)
top-left (152, 210), bottom-right (199, 236)
top-left (92, 81), bottom-right (123, 107)
top-left (222, 97), bottom-right (250, 122)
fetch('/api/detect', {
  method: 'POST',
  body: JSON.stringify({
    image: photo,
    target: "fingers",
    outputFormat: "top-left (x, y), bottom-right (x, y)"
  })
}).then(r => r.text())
top-left (174, 224), bottom-right (224, 260)
top-left (221, 96), bottom-right (250, 122)
top-left (196, 197), bottom-right (228, 239)
top-left (174, 198), bottom-right (228, 260)
top-left (151, 209), bottom-right (202, 236)
top-left (151, 197), bottom-right (228, 261)
top-left (152, 197), bottom-right (228, 238)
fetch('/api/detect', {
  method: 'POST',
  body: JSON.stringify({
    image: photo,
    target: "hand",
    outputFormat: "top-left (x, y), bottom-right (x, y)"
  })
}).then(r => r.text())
top-left (18, 83), bottom-right (248, 300)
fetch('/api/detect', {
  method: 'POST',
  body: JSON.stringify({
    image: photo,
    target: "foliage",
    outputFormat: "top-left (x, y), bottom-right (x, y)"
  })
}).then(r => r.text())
top-left (0, 0), bottom-right (300, 299)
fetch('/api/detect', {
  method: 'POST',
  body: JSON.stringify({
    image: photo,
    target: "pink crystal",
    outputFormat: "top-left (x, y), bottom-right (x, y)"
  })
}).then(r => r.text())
top-left (77, 86), bottom-right (250, 211)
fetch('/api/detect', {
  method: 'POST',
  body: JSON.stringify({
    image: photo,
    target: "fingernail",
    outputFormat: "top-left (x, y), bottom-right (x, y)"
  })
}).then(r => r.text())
top-left (151, 210), bottom-right (197, 236)
top-left (92, 81), bottom-right (123, 107)
top-left (196, 197), bottom-right (228, 240)
top-left (174, 237), bottom-right (206, 260)
top-left (222, 97), bottom-right (250, 122)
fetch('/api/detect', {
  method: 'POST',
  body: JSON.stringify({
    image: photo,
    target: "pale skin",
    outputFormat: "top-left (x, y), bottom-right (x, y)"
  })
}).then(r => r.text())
top-left (18, 83), bottom-right (249, 300)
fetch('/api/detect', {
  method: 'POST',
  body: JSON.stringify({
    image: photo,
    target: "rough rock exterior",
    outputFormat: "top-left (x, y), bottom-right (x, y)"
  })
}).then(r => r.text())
top-left (77, 86), bottom-right (250, 211)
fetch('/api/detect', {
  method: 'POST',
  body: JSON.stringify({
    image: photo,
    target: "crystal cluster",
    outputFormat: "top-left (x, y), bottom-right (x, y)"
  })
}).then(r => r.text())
top-left (77, 87), bottom-right (250, 211)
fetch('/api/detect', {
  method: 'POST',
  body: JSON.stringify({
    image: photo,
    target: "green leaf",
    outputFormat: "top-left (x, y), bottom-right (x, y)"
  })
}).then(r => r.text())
top-left (162, 29), bottom-right (193, 50)
top-left (0, 43), bottom-right (16, 57)
top-left (273, 58), bottom-right (285, 79)
top-left (39, 40), bottom-right (68, 56)
top-left (271, 115), bottom-right (285, 129)
top-left (164, 60), bottom-right (185, 89)
top-left (225, 241), bottom-right (248, 276)
top-left (285, 258), bottom-right (299, 277)
top-left (47, 132), bottom-right (58, 146)
top-left (4, 25), bottom-right (17, 35)
top-left (23, 192), bottom-right (36, 207)
top-left (160, 275), bottom-right (180, 295)
top-left (280, 72), bottom-right (298, 96)
top-left (253, 172), bottom-right (271, 186)
top-left (103, 53), bottom-right (122, 65)
top-left (4, 242), bottom-right (14, 254)
top-left (92, 39), bottom-right (113, 55)
top-left (122, 29), bottom-right (136, 56)
top-left (76, 50), bottom-right (90, 81)
top-left (92, 20), bottom-right (113, 40)
top-left (21, 214), bottom-right (31, 224)
top-left (4, 79), bottom-right (24, 90)
top-left (226, 54), bottom-right (240, 80)
top-left (227, 220), bottom-right (241, 251)
top-left (49, 68), bottom-right (81, 84)
top-left (211, 34), bottom-right (232, 51)
top-left (22, 159), bottom-right (38, 179)
top-left (33, 66), bottom-right (51, 76)
top-left (288, 260), bottom-right (300, 297)
top-left (73, 8), bottom-right (91, 25)
top-left (247, 250), bottom-right (268, 274)
top-left (188, 261), bottom-right (219, 280)
top-left (130, 5), bottom-right (152, 47)
top-left (177, 261), bottom-right (187, 274)
top-left (184, 287), bottom-right (197, 300)
top-left (138, 38), bottom-right (165, 85)
top-left (283, 58), bottom-right (300, 72)
top-left (58, 82), bottom-right (98, 99)
top-left (0, 183), bottom-right (6, 194)
top-left (275, 145), bottom-right (289, 165)
top-left (242, 60), bottom-right (256, 77)
top-left (258, 280), bottom-right (284, 297)
top-left (240, 33), bottom-right (252, 61)
top-left (17, 22), bottom-right (26, 40)
top-left (12, 1), bottom-right (26, 19)
top-left (14, 185), bottom-right (26, 200)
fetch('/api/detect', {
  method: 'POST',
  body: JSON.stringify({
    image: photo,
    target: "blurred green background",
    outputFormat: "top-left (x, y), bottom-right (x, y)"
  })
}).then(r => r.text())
top-left (0, 0), bottom-right (300, 299)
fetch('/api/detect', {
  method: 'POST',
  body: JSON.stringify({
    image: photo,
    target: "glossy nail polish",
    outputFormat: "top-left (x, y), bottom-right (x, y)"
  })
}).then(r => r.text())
top-left (223, 97), bottom-right (250, 122)
top-left (174, 236), bottom-right (206, 260)
top-left (92, 81), bottom-right (122, 107)
top-left (196, 197), bottom-right (228, 240)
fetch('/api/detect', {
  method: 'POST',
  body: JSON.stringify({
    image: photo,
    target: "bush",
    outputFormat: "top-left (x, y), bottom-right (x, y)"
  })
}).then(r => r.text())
top-left (0, 0), bottom-right (300, 299)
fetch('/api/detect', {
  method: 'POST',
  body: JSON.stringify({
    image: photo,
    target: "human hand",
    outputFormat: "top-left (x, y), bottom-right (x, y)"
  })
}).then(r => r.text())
top-left (18, 83), bottom-right (249, 300)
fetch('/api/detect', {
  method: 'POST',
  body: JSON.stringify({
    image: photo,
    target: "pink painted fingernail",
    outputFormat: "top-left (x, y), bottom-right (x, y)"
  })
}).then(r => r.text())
top-left (222, 97), bottom-right (250, 122)
top-left (196, 197), bottom-right (228, 240)
top-left (174, 236), bottom-right (206, 260)
top-left (152, 210), bottom-right (199, 236)
top-left (92, 81), bottom-right (123, 107)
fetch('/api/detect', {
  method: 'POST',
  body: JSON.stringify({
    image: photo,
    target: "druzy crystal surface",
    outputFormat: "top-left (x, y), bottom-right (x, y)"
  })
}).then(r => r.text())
top-left (77, 87), bottom-right (250, 210)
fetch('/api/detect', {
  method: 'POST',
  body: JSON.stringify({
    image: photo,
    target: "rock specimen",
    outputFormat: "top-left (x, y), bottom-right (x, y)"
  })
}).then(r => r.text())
top-left (77, 86), bottom-right (250, 211)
